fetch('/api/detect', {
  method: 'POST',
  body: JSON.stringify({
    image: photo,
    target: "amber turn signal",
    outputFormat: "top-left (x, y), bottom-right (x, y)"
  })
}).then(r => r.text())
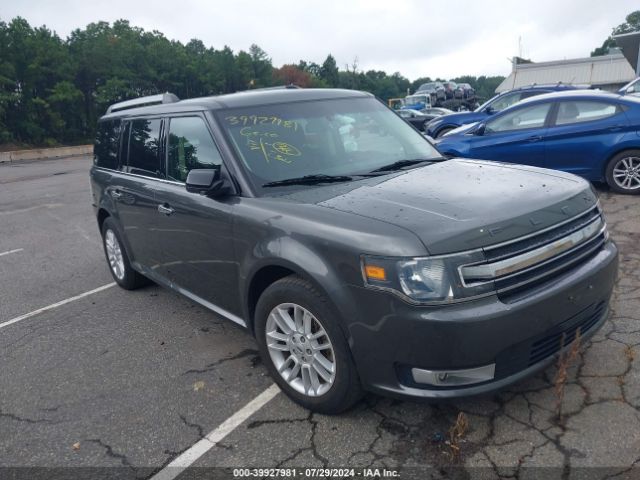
top-left (365, 265), bottom-right (386, 281)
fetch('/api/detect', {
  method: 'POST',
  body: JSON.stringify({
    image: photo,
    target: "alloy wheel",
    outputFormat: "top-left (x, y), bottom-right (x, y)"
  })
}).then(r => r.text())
top-left (265, 303), bottom-right (336, 397)
top-left (105, 229), bottom-right (125, 280)
top-left (612, 156), bottom-right (640, 191)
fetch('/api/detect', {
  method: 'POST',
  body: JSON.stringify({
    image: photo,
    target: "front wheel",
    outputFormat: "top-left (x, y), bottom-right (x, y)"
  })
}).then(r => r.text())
top-left (255, 276), bottom-right (363, 414)
top-left (605, 151), bottom-right (640, 194)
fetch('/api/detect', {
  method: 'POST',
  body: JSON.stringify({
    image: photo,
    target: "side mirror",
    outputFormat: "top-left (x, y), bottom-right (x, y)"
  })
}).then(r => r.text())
top-left (485, 106), bottom-right (495, 115)
top-left (185, 168), bottom-right (232, 197)
top-left (475, 123), bottom-right (486, 136)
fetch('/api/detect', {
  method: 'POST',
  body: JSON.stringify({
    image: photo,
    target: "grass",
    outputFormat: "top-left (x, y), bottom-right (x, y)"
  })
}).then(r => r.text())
top-left (553, 330), bottom-right (582, 422)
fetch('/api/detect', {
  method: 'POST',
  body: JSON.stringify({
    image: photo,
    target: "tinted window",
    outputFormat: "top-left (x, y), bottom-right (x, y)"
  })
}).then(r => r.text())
top-left (94, 120), bottom-right (120, 169)
top-left (167, 117), bottom-right (222, 182)
top-left (555, 101), bottom-right (618, 125)
top-left (486, 103), bottom-right (551, 133)
top-left (126, 118), bottom-right (162, 177)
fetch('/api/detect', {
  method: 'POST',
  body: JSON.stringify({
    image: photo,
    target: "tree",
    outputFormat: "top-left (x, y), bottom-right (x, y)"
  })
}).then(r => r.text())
top-left (320, 54), bottom-right (339, 87)
top-left (591, 10), bottom-right (640, 56)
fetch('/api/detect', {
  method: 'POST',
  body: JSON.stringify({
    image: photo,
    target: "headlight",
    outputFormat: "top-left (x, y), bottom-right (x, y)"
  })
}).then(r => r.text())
top-left (362, 253), bottom-right (494, 304)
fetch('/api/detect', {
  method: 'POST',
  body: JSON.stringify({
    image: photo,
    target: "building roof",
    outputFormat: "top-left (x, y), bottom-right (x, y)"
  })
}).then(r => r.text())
top-left (496, 54), bottom-right (636, 93)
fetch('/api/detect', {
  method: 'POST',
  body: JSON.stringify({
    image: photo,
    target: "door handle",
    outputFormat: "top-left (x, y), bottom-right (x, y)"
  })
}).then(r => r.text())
top-left (157, 204), bottom-right (174, 216)
top-left (526, 135), bottom-right (543, 142)
top-left (110, 190), bottom-right (123, 199)
top-left (608, 125), bottom-right (624, 132)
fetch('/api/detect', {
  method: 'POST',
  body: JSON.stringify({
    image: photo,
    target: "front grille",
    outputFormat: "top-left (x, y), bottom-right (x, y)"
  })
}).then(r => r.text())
top-left (460, 205), bottom-right (607, 296)
top-left (528, 301), bottom-right (606, 366)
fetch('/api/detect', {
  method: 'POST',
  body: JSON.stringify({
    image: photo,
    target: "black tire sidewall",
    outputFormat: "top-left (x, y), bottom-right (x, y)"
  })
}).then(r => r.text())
top-left (436, 127), bottom-right (454, 138)
top-left (605, 150), bottom-right (640, 195)
top-left (254, 276), bottom-right (362, 414)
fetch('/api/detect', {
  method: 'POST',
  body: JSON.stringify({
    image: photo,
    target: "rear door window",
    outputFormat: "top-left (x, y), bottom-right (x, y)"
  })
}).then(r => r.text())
top-left (124, 118), bottom-right (163, 178)
top-left (555, 101), bottom-right (619, 125)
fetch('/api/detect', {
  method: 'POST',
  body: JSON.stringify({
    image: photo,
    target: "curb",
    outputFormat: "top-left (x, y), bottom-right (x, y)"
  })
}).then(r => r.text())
top-left (0, 145), bottom-right (92, 164)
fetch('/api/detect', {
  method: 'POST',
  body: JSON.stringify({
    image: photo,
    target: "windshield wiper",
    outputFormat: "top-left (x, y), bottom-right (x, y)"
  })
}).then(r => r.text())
top-left (369, 158), bottom-right (444, 173)
top-left (262, 174), bottom-right (354, 188)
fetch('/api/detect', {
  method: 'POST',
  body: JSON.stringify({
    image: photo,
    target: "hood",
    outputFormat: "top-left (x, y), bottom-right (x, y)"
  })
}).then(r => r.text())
top-left (316, 159), bottom-right (597, 255)
top-left (440, 122), bottom-right (478, 137)
top-left (429, 110), bottom-right (487, 127)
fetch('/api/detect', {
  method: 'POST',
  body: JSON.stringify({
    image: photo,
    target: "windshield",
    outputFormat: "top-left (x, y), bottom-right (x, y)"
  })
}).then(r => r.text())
top-left (217, 97), bottom-right (442, 192)
top-left (475, 92), bottom-right (502, 112)
top-left (417, 83), bottom-right (435, 91)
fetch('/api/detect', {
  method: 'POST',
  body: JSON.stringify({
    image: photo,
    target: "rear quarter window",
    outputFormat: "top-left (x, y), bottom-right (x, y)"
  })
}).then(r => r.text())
top-left (94, 120), bottom-right (120, 169)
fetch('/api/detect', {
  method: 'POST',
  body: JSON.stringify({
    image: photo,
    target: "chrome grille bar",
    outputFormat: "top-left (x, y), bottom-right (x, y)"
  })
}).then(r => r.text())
top-left (461, 216), bottom-right (605, 285)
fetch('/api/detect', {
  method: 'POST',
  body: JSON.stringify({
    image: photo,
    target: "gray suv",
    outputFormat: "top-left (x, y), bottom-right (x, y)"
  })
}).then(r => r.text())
top-left (91, 88), bottom-right (618, 413)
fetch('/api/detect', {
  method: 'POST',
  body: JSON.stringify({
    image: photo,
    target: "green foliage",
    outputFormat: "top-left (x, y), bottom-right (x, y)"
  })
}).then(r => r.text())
top-left (591, 10), bottom-right (640, 56)
top-left (0, 17), bottom-right (506, 146)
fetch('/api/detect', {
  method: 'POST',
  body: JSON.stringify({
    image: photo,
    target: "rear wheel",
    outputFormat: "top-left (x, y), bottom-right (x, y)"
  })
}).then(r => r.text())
top-left (605, 150), bottom-right (640, 194)
top-left (101, 218), bottom-right (150, 289)
top-left (255, 276), bottom-right (363, 414)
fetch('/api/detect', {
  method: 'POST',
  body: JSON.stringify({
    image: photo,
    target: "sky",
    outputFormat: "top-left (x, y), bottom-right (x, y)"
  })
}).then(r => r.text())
top-left (2, 0), bottom-right (638, 81)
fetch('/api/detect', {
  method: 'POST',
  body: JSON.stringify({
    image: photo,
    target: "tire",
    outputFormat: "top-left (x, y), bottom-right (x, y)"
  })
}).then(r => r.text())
top-left (101, 217), bottom-right (150, 290)
top-left (255, 275), bottom-right (363, 414)
top-left (605, 150), bottom-right (640, 195)
top-left (436, 126), bottom-right (455, 138)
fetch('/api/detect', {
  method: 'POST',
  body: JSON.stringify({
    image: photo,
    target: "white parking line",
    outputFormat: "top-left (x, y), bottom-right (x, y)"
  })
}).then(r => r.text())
top-left (0, 248), bottom-right (23, 257)
top-left (0, 283), bottom-right (116, 330)
top-left (151, 383), bottom-right (281, 480)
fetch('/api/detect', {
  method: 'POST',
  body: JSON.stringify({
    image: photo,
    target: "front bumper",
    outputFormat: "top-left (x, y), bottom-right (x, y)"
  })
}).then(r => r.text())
top-left (346, 241), bottom-right (618, 399)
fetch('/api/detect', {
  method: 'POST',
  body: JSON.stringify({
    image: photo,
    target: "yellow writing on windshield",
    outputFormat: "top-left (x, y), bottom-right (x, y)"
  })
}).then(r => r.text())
top-left (226, 115), bottom-right (298, 131)
top-left (247, 137), bottom-right (301, 164)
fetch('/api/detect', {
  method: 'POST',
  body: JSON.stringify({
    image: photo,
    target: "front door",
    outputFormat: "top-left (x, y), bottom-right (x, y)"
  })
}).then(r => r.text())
top-left (466, 101), bottom-right (552, 167)
top-left (152, 114), bottom-right (241, 318)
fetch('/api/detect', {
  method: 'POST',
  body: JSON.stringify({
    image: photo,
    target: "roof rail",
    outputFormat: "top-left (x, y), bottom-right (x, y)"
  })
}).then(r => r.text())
top-left (106, 92), bottom-right (180, 114)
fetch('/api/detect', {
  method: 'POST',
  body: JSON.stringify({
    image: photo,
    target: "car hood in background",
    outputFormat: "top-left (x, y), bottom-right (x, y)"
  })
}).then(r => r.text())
top-left (428, 110), bottom-right (487, 128)
top-left (316, 159), bottom-right (597, 255)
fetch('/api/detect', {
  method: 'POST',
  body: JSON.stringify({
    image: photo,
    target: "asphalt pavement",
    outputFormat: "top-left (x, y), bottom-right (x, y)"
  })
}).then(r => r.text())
top-left (1, 156), bottom-right (639, 479)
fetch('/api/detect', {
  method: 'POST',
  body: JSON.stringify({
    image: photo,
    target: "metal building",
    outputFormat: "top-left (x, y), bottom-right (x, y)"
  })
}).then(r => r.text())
top-left (496, 53), bottom-right (636, 93)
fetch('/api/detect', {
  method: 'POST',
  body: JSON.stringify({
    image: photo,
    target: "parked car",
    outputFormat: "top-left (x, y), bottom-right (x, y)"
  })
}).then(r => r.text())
top-left (415, 81), bottom-right (446, 102)
top-left (443, 81), bottom-right (458, 99)
top-left (422, 107), bottom-right (454, 116)
top-left (435, 89), bottom-right (640, 194)
top-left (92, 88), bottom-right (617, 413)
top-left (426, 84), bottom-right (585, 138)
top-left (396, 108), bottom-right (432, 130)
top-left (454, 83), bottom-right (475, 99)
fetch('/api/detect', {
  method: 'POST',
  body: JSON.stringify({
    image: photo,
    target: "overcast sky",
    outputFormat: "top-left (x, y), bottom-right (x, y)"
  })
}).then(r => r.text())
top-left (2, 0), bottom-right (637, 80)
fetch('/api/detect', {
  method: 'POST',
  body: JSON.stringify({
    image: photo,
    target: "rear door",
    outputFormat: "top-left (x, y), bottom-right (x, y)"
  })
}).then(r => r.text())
top-left (544, 100), bottom-right (630, 179)
top-left (108, 117), bottom-right (164, 269)
top-left (152, 114), bottom-right (241, 318)
top-left (464, 101), bottom-right (552, 167)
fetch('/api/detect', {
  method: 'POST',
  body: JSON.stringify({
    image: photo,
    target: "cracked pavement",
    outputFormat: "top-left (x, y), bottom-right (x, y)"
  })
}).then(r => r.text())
top-left (0, 157), bottom-right (638, 478)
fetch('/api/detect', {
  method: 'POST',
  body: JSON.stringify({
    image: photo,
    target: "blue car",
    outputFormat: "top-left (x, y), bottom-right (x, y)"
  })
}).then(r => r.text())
top-left (425, 84), bottom-right (585, 138)
top-left (434, 90), bottom-right (640, 194)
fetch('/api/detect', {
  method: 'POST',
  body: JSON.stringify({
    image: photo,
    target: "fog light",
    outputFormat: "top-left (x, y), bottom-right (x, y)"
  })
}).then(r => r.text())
top-left (411, 363), bottom-right (495, 387)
